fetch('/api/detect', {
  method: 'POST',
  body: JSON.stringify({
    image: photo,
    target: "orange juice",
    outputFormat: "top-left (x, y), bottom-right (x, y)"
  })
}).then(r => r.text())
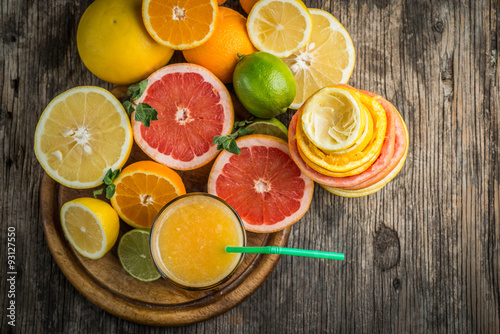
top-left (150, 193), bottom-right (246, 289)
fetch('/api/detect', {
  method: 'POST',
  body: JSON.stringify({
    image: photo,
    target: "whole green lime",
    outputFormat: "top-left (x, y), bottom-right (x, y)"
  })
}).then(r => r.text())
top-left (233, 52), bottom-right (296, 118)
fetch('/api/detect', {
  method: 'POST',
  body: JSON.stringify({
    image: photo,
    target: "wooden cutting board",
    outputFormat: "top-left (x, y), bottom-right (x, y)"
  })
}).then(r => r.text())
top-left (39, 144), bottom-right (290, 326)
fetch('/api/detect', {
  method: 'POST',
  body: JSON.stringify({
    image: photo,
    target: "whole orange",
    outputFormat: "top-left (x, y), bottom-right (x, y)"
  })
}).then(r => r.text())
top-left (182, 7), bottom-right (257, 83)
top-left (240, 0), bottom-right (259, 14)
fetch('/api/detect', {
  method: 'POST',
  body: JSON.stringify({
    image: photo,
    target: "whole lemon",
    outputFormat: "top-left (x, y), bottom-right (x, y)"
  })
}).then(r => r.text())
top-left (77, 0), bottom-right (174, 85)
top-left (233, 52), bottom-right (296, 118)
top-left (182, 7), bottom-right (257, 83)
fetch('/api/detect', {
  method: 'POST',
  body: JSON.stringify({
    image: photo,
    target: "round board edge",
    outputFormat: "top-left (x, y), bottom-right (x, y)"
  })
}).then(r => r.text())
top-left (39, 172), bottom-right (291, 326)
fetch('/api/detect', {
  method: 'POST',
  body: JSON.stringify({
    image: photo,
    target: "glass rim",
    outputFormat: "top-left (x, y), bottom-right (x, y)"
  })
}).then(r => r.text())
top-left (149, 192), bottom-right (247, 291)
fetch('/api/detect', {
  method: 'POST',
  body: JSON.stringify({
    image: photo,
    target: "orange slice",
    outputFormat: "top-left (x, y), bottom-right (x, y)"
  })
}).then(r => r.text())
top-left (296, 85), bottom-right (387, 173)
top-left (321, 115), bottom-right (408, 197)
top-left (142, 0), bottom-right (218, 50)
top-left (110, 161), bottom-right (186, 228)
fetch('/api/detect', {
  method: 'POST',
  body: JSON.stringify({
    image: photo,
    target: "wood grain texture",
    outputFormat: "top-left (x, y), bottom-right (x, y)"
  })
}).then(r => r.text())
top-left (1, 0), bottom-right (499, 333)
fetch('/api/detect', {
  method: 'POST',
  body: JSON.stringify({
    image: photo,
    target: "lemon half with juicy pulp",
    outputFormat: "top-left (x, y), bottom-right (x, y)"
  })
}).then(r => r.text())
top-left (34, 86), bottom-right (133, 188)
top-left (301, 86), bottom-right (364, 152)
top-left (296, 86), bottom-right (387, 173)
top-left (246, 0), bottom-right (312, 58)
top-left (60, 198), bottom-right (120, 259)
top-left (283, 8), bottom-right (355, 109)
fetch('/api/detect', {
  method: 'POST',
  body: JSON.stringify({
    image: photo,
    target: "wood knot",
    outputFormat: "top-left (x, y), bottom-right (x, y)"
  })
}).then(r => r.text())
top-left (373, 224), bottom-right (400, 271)
top-left (393, 277), bottom-right (401, 290)
top-left (432, 20), bottom-right (444, 33)
top-left (4, 32), bottom-right (17, 43)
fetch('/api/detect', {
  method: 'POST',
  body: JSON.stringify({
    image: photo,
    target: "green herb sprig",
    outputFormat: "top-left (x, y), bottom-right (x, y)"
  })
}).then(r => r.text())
top-left (122, 79), bottom-right (158, 127)
top-left (93, 168), bottom-right (121, 199)
top-left (213, 119), bottom-right (254, 155)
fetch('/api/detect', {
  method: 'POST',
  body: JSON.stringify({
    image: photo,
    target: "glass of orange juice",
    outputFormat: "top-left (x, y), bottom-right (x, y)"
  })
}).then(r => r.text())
top-left (149, 193), bottom-right (246, 290)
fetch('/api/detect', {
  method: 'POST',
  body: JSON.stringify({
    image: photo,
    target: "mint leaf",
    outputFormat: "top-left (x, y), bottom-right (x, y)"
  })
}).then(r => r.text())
top-left (103, 168), bottom-right (121, 185)
top-left (233, 118), bottom-right (254, 132)
top-left (135, 103), bottom-right (158, 127)
top-left (123, 101), bottom-right (135, 116)
top-left (106, 184), bottom-right (116, 199)
top-left (213, 133), bottom-right (240, 155)
top-left (214, 118), bottom-right (256, 155)
top-left (93, 188), bottom-right (104, 198)
top-left (238, 128), bottom-right (254, 136)
top-left (227, 139), bottom-right (241, 155)
top-left (127, 79), bottom-right (148, 101)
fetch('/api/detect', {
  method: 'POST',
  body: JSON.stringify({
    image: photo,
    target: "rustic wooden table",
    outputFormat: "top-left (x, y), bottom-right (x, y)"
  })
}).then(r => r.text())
top-left (1, 0), bottom-right (499, 332)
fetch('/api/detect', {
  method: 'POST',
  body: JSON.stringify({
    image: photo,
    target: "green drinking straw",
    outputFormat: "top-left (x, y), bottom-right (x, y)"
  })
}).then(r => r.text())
top-left (226, 246), bottom-right (344, 261)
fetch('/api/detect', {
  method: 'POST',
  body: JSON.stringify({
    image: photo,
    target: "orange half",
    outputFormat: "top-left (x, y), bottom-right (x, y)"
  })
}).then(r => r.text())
top-left (142, 0), bottom-right (218, 50)
top-left (110, 161), bottom-right (186, 228)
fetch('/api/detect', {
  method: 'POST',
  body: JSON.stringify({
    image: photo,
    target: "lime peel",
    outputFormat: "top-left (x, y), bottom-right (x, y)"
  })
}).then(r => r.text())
top-left (118, 229), bottom-right (161, 282)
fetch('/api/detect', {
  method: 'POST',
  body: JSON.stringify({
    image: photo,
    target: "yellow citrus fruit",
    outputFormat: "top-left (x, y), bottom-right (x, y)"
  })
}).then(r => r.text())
top-left (246, 0), bottom-right (312, 58)
top-left (60, 198), bottom-right (120, 259)
top-left (300, 86), bottom-right (366, 152)
top-left (296, 131), bottom-right (378, 178)
top-left (321, 113), bottom-right (409, 197)
top-left (240, 0), bottom-right (258, 14)
top-left (77, 0), bottom-right (174, 85)
top-left (142, 0), bottom-right (218, 50)
top-left (296, 86), bottom-right (387, 173)
top-left (283, 9), bottom-right (355, 109)
top-left (110, 161), bottom-right (186, 229)
top-left (34, 86), bottom-right (133, 189)
top-left (183, 7), bottom-right (257, 83)
top-left (331, 107), bottom-right (374, 156)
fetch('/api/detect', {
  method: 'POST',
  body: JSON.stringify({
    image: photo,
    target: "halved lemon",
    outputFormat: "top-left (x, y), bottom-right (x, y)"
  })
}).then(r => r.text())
top-left (34, 86), bottom-right (133, 188)
top-left (283, 9), bottom-right (355, 109)
top-left (296, 86), bottom-right (387, 173)
top-left (301, 86), bottom-right (365, 152)
top-left (60, 198), bottom-right (120, 259)
top-left (246, 0), bottom-right (312, 58)
top-left (330, 106), bottom-right (374, 156)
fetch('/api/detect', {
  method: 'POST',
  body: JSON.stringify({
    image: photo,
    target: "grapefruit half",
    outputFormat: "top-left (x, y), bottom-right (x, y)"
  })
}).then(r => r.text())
top-left (208, 134), bottom-right (314, 233)
top-left (133, 63), bottom-right (234, 170)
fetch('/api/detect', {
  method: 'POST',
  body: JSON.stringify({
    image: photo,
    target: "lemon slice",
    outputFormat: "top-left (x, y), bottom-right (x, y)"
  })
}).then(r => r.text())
top-left (283, 9), bottom-right (355, 109)
top-left (331, 106), bottom-right (373, 156)
top-left (301, 86), bottom-right (363, 152)
top-left (34, 86), bottom-right (133, 188)
top-left (296, 86), bottom-right (387, 173)
top-left (246, 0), bottom-right (312, 58)
top-left (60, 198), bottom-right (120, 259)
top-left (321, 115), bottom-right (409, 197)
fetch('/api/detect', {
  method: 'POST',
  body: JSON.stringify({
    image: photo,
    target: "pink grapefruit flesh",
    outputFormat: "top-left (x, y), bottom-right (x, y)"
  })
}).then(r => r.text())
top-left (133, 64), bottom-right (234, 170)
top-left (208, 134), bottom-right (314, 233)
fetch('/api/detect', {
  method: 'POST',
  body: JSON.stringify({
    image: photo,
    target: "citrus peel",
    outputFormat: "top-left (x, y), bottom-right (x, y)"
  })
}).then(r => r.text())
top-left (296, 85), bottom-right (387, 173)
top-left (288, 86), bottom-right (402, 189)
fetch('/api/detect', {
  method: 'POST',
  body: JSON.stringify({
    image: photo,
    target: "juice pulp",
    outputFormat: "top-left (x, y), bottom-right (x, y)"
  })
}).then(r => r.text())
top-left (150, 194), bottom-right (245, 288)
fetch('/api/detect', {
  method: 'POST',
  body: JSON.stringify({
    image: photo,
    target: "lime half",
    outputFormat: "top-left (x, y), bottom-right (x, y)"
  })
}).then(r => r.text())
top-left (117, 229), bottom-right (160, 282)
top-left (245, 118), bottom-right (289, 141)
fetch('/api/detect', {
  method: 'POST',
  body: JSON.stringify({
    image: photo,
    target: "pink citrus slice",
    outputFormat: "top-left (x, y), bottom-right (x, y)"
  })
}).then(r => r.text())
top-left (133, 63), bottom-right (234, 170)
top-left (208, 134), bottom-right (314, 233)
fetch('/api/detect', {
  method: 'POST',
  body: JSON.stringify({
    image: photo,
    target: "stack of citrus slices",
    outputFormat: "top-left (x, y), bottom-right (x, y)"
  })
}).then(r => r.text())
top-left (288, 84), bottom-right (409, 197)
top-left (34, 0), bottom-right (412, 283)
